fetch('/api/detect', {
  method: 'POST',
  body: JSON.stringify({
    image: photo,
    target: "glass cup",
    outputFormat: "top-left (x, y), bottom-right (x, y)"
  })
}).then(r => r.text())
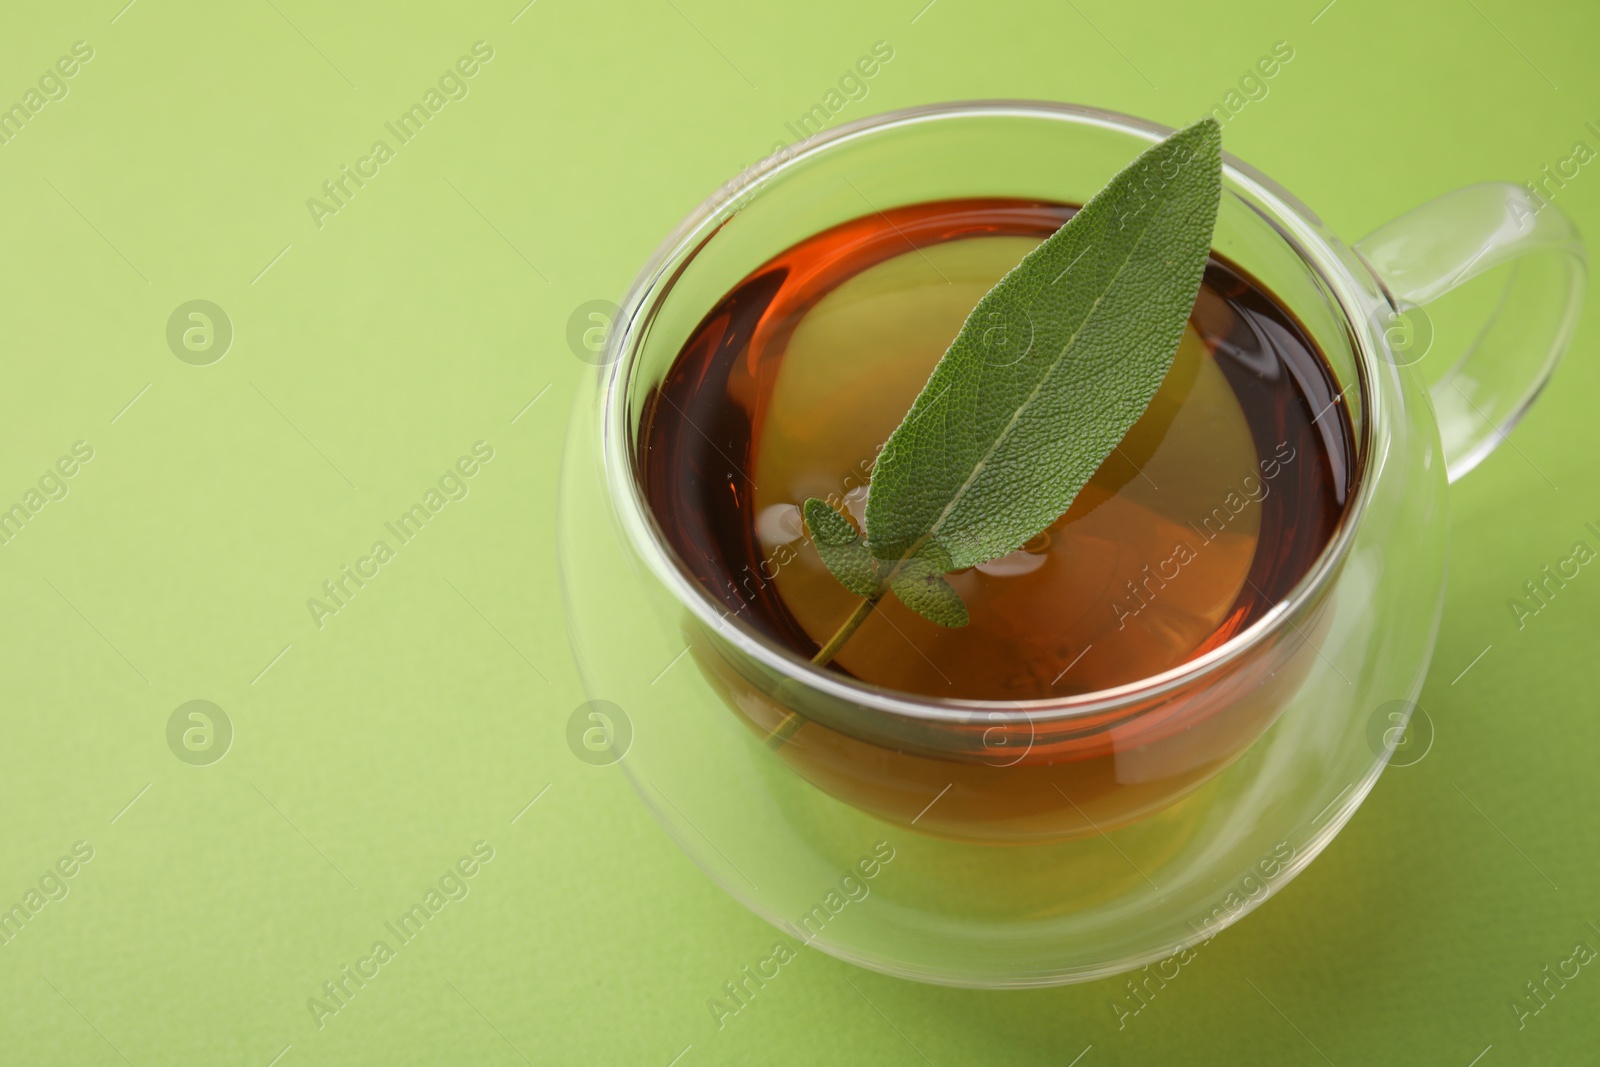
top-left (558, 101), bottom-right (1584, 986)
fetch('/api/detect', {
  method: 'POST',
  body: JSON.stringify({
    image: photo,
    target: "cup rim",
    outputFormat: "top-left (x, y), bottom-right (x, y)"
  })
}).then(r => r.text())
top-left (599, 99), bottom-right (1381, 725)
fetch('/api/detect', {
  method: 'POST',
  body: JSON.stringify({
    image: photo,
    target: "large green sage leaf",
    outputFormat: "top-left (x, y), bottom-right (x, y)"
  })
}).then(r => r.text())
top-left (804, 117), bottom-right (1223, 637)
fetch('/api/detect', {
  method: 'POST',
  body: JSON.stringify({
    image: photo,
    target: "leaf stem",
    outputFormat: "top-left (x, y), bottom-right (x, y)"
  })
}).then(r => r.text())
top-left (763, 591), bottom-right (883, 751)
top-left (811, 591), bottom-right (883, 668)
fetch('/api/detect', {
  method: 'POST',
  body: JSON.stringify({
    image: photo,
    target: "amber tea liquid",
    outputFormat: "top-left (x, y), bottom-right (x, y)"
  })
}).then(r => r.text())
top-left (639, 199), bottom-right (1355, 703)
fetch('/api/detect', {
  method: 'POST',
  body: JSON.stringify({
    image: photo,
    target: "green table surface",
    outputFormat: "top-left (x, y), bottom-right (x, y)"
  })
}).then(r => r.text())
top-left (2, 0), bottom-right (1596, 1063)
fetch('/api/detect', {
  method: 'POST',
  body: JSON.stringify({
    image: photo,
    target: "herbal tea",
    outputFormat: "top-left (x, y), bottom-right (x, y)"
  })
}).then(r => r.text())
top-left (639, 198), bottom-right (1354, 701)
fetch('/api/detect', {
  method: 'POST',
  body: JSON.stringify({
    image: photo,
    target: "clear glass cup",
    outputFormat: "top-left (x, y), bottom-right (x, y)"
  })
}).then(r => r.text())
top-left (558, 101), bottom-right (1585, 986)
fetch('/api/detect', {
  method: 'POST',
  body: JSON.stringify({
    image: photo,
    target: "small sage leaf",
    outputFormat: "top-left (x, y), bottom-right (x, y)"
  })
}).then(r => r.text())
top-left (802, 498), bottom-right (880, 599)
top-left (889, 556), bottom-right (969, 628)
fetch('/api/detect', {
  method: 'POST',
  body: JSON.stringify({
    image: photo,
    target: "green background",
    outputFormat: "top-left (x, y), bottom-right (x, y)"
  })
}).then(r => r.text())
top-left (0, 0), bottom-right (1595, 1063)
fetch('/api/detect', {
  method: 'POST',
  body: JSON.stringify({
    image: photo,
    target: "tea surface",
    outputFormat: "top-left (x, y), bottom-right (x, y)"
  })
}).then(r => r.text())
top-left (639, 199), bottom-right (1354, 699)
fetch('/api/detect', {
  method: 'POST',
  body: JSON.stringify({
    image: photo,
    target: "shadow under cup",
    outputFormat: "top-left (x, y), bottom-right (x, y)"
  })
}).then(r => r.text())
top-left (616, 106), bottom-right (1370, 846)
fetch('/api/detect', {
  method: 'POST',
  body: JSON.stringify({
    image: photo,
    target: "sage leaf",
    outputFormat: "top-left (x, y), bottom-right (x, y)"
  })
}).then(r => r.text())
top-left (867, 117), bottom-right (1223, 574)
top-left (888, 555), bottom-right (969, 628)
top-left (802, 498), bottom-right (880, 599)
top-left (807, 117), bottom-right (1224, 648)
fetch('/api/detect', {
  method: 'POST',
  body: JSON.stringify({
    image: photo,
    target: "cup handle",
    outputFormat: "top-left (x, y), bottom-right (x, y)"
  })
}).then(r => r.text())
top-left (1355, 182), bottom-right (1586, 482)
